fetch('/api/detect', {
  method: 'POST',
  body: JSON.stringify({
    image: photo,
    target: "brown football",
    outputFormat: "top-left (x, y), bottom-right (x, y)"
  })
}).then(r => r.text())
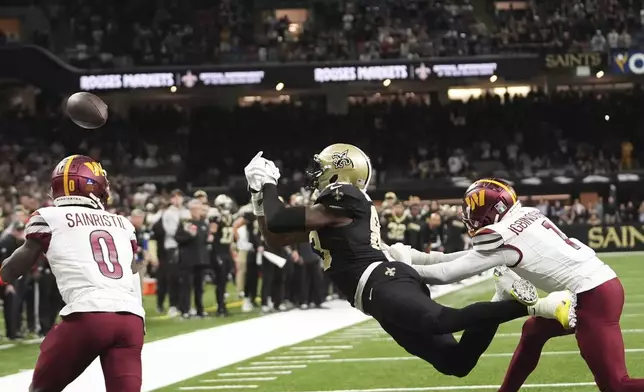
top-left (66, 92), bottom-right (108, 129)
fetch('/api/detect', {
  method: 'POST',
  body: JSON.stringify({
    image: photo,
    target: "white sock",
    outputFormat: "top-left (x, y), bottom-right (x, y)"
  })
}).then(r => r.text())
top-left (527, 300), bottom-right (543, 316)
top-left (491, 292), bottom-right (504, 302)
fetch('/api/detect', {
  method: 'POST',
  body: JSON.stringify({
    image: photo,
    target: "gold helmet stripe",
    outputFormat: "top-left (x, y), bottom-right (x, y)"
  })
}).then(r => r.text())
top-left (476, 179), bottom-right (517, 203)
top-left (63, 155), bottom-right (79, 196)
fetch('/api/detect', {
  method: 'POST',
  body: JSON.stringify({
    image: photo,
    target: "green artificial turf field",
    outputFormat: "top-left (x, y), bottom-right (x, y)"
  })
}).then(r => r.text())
top-left (160, 255), bottom-right (644, 392)
top-left (0, 285), bottom-right (260, 377)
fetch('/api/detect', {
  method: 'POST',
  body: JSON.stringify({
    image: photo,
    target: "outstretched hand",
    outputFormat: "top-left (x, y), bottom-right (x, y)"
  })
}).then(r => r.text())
top-left (244, 151), bottom-right (281, 192)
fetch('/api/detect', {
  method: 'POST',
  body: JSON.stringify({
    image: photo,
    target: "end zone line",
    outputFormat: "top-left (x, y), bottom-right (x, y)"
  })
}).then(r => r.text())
top-left (277, 382), bottom-right (597, 392)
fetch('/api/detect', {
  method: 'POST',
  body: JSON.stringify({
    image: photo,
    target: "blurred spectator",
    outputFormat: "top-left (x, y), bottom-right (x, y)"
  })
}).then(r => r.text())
top-left (590, 30), bottom-right (606, 51)
top-left (176, 199), bottom-right (210, 319)
top-left (587, 211), bottom-right (602, 226)
top-left (1, 222), bottom-right (35, 339)
top-left (158, 189), bottom-right (185, 317)
top-left (605, 196), bottom-right (619, 224)
top-left (36, 254), bottom-right (62, 337)
top-left (571, 199), bottom-right (587, 224)
top-left (607, 29), bottom-right (619, 49)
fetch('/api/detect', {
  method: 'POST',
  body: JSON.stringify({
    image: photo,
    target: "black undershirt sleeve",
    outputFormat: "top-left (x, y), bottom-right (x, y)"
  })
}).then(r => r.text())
top-left (263, 184), bottom-right (307, 233)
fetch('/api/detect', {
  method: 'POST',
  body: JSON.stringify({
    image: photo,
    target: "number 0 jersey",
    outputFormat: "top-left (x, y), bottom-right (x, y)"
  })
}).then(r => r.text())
top-left (26, 206), bottom-right (145, 318)
top-left (310, 183), bottom-right (389, 302)
top-left (472, 204), bottom-right (616, 294)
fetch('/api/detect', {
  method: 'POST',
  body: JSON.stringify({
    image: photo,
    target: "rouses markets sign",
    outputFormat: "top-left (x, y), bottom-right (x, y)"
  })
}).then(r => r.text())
top-left (79, 70), bottom-right (266, 91)
top-left (312, 62), bottom-right (498, 83)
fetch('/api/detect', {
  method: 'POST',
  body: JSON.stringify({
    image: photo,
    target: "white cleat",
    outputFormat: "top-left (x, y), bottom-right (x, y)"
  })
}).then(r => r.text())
top-left (241, 298), bottom-right (253, 313)
top-left (166, 306), bottom-right (179, 318)
top-left (492, 266), bottom-right (539, 306)
top-left (528, 290), bottom-right (577, 329)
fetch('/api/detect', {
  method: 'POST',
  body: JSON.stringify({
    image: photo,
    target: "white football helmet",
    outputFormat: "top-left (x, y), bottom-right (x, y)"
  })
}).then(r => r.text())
top-left (214, 194), bottom-right (233, 213)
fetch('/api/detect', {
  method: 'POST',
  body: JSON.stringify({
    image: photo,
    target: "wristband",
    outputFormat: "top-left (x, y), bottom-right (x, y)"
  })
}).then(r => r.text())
top-left (251, 191), bottom-right (264, 216)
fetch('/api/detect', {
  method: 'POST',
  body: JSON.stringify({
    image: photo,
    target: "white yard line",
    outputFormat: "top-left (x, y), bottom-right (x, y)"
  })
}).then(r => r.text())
top-left (265, 355), bottom-right (331, 360)
top-left (22, 337), bottom-right (44, 344)
top-left (290, 345), bottom-right (353, 350)
top-left (250, 348), bottom-right (644, 366)
top-left (0, 344), bottom-right (16, 351)
top-left (199, 377), bottom-right (276, 382)
top-left (324, 328), bottom-right (644, 343)
top-left (179, 386), bottom-right (258, 390)
top-left (508, 312), bottom-right (644, 324)
top-left (218, 371), bottom-right (292, 377)
top-left (332, 333), bottom-right (385, 338)
top-left (283, 350), bottom-right (341, 354)
top-left (278, 382), bottom-right (598, 392)
top-left (458, 329), bottom-right (644, 339)
top-left (237, 365), bottom-right (308, 371)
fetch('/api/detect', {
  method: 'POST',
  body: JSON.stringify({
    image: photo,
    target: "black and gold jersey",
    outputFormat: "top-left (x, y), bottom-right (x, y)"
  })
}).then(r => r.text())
top-left (310, 183), bottom-right (388, 302)
top-left (212, 213), bottom-right (234, 254)
top-left (381, 213), bottom-right (411, 245)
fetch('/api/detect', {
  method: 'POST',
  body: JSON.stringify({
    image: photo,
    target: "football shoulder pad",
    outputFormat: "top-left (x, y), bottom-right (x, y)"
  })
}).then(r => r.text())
top-left (472, 228), bottom-right (504, 251)
top-left (316, 183), bottom-right (370, 218)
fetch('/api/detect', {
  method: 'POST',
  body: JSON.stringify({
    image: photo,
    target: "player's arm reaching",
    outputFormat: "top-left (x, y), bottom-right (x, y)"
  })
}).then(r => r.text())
top-left (245, 152), bottom-right (351, 249)
top-left (0, 212), bottom-right (50, 283)
top-left (388, 230), bottom-right (518, 285)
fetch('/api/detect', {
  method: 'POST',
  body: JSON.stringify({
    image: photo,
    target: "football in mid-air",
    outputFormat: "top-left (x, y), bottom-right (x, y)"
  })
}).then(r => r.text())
top-left (66, 92), bottom-right (108, 129)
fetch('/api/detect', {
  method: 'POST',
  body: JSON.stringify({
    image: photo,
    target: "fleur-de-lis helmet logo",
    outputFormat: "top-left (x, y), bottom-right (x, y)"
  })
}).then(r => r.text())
top-left (332, 150), bottom-right (354, 169)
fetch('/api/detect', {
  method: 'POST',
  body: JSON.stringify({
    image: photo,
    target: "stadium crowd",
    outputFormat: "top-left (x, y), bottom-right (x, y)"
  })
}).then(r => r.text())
top-left (2, 0), bottom-right (641, 67)
top-left (0, 89), bottom-right (641, 192)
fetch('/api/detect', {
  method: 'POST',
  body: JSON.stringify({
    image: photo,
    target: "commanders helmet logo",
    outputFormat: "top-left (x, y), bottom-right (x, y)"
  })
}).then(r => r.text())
top-left (332, 150), bottom-right (354, 169)
top-left (84, 162), bottom-right (105, 177)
